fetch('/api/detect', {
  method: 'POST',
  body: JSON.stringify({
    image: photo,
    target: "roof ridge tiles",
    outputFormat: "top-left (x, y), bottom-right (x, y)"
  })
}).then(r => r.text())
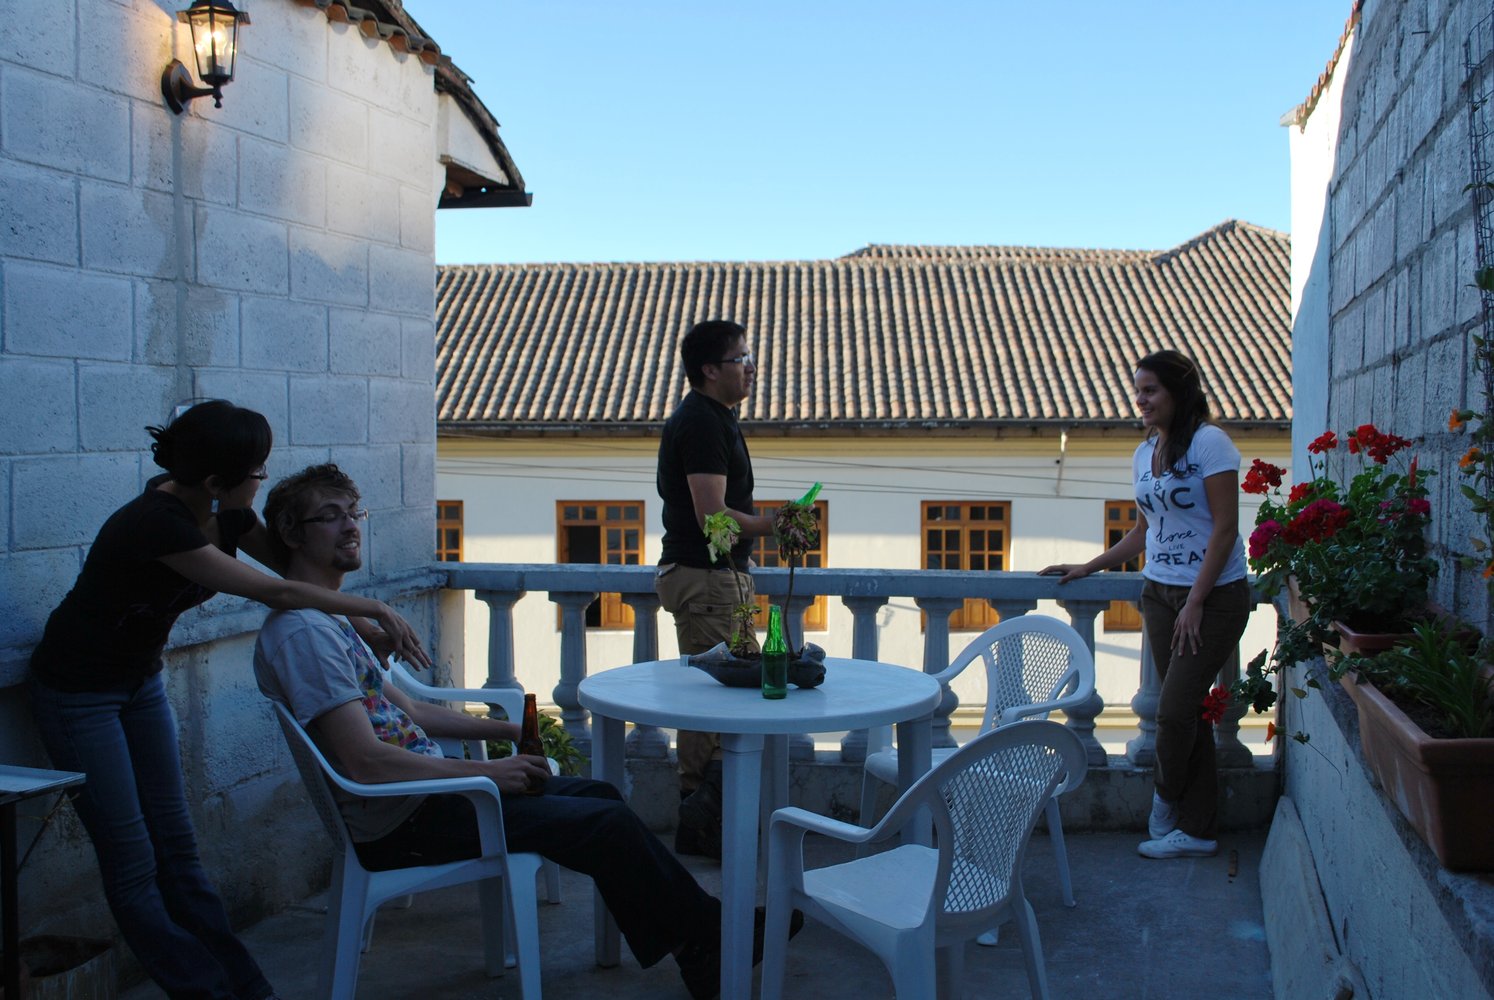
top-left (434, 221), bottom-right (1291, 427)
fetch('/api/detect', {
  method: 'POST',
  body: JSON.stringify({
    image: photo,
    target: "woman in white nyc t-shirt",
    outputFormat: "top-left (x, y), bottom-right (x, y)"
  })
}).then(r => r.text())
top-left (1042, 350), bottom-right (1250, 860)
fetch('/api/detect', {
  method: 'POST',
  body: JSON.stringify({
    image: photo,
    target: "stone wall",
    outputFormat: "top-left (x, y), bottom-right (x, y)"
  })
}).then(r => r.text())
top-left (1295, 0), bottom-right (1491, 626)
top-left (0, 0), bottom-right (444, 946)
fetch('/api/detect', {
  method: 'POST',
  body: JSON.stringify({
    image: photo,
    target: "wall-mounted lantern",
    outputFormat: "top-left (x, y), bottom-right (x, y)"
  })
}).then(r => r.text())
top-left (160, 0), bottom-right (251, 114)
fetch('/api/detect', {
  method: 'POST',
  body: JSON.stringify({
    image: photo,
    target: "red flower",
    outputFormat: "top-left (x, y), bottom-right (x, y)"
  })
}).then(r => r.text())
top-left (1287, 482), bottom-right (1314, 505)
top-left (1242, 459), bottom-right (1286, 495)
top-left (1265, 721), bottom-right (1278, 743)
top-left (1201, 686), bottom-right (1231, 726)
top-left (1347, 424), bottom-right (1412, 464)
top-left (1307, 431), bottom-right (1338, 454)
top-left (1283, 499), bottom-right (1351, 545)
top-left (1406, 497), bottom-right (1431, 517)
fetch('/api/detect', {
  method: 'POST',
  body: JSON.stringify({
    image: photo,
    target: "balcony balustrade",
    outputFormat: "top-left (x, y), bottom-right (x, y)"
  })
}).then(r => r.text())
top-left (442, 563), bottom-right (1270, 773)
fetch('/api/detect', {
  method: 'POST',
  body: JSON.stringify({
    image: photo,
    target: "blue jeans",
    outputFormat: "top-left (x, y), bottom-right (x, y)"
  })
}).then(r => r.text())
top-left (30, 673), bottom-right (273, 1000)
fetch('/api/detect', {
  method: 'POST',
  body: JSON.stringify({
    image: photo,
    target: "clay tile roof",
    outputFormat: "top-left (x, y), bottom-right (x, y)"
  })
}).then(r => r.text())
top-left (436, 220), bottom-right (1291, 434)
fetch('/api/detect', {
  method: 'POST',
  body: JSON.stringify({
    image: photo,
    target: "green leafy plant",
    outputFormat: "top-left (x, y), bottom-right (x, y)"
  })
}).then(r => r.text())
top-left (1345, 620), bottom-right (1493, 739)
top-left (769, 482), bottom-right (822, 656)
top-left (703, 510), bottom-right (760, 655)
top-left (487, 710), bottom-right (588, 776)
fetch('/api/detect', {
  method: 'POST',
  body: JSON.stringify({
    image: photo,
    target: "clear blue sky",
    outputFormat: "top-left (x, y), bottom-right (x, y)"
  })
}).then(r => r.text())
top-left (409, 2), bottom-right (1352, 265)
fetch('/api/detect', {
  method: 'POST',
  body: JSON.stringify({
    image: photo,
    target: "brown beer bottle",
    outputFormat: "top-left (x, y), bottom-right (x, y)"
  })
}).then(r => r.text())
top-left (518, 693), bottom-right (544, 757)
top-left (518, 693), bottom-right (545, 795)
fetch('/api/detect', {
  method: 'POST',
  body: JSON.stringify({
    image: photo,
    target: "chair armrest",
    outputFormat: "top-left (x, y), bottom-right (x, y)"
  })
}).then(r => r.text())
top-left (996, 688), bottom-right (1092, 727)
top-left (317, 767), bottom-right (502, 802)
top-left (769, 806), bottom-right (879, 845)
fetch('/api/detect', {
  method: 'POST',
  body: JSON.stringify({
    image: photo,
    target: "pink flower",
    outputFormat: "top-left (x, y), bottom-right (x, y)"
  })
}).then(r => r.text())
top-left (1249, 520), bottom-right (1284, 561)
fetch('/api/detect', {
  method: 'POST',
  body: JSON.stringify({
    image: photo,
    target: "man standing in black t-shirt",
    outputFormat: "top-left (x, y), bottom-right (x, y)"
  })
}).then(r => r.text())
top-left (655, 319), bottom-right (773, 858)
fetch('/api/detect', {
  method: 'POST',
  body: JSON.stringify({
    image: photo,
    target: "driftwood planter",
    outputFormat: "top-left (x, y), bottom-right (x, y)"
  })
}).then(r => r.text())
top-left (687, 642), bottom-right (826, 689)
top-left (1340, 673), bottom-right (1494, 871)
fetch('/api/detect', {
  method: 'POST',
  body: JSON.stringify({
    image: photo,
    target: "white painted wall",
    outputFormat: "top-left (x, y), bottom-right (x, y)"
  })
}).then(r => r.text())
top-left (438, 434), bottom-right (1289, 736)
top-left (1287, 31), bottom-right (1352, 473)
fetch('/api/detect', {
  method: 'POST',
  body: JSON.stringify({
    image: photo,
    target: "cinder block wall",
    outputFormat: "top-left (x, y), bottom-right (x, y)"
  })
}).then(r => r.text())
top-left (1296, 0), bottom-right (1490, 626)
top-left (0, 0), bottom-right (443, 944)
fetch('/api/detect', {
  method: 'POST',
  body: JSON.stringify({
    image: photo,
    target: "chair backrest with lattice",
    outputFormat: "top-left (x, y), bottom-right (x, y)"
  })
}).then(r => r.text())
top-left (273, 702), bottom-right (359, 851)
top-left (942, 615), bottom-right (1094, 733)
top-left (877, 721), bottom-right (1087, 931)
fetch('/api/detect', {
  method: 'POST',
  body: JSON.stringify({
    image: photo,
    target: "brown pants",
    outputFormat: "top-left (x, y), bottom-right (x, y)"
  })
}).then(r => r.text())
top-left (1140, 577), bottom-right (1252, 840)
top-left (655, 562), bottom-right (758, 791)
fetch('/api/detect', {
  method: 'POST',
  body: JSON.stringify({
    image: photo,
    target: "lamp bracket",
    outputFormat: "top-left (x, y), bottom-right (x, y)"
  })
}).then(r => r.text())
top-left (161, 59), bottom-right (222, 114)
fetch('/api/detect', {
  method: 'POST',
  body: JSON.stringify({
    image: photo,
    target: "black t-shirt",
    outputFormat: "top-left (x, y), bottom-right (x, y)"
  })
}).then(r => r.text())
top-left (30, 478), bottom-right (256, 691)
top-left (657, 390), bottom-right (755, 569)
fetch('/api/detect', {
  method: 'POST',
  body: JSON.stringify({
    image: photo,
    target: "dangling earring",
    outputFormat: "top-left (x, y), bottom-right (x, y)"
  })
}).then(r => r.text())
top-left (210, 496), bottom-right (219, 514)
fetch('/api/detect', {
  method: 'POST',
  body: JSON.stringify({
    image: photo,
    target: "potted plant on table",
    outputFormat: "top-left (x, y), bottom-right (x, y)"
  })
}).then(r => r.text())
top-left (690, 486), bottom-right (826, 688)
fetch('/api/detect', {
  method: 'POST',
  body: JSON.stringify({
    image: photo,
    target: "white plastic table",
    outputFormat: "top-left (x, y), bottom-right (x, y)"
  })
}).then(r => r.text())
top-left (580, 657), bottom-right (941, 1000)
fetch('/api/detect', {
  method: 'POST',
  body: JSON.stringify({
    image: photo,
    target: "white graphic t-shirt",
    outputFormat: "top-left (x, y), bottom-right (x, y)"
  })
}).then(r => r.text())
top-left (1132, 424), bottom-right (1248, 587)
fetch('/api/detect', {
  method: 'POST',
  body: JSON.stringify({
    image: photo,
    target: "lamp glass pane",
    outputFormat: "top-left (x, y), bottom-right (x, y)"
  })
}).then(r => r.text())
top-left (189, 6), bottom-right (238, 84)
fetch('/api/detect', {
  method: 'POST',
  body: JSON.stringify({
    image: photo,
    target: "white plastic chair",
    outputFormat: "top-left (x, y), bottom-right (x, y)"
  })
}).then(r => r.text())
top-left (763, 720), bottom-right (1087, 1000)
top-left (858, 614), bottom-right (1094, 911)
top-left (272, 702), bottom-right (546, 1000)
top-left (387, 661), bottom-right (562, 904)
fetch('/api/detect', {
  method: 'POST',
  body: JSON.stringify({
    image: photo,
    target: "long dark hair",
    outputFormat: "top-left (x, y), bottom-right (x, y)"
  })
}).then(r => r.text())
top-left (146, 400), bottom-right (272, 489)
top-left (1136, 350), bottom-right (1211, 475)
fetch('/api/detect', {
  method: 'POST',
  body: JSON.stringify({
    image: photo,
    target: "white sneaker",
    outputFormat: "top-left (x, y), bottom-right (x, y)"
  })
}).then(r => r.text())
top-left (1148, 792), bottom-right (1178, 839)
top-left (1138, 828), bottom-right (1217, 859)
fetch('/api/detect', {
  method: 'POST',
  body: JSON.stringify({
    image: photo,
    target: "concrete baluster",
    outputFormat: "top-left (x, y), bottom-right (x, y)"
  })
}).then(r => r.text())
top-left (620, 592), bottom-right (669, 758)
top-left (1126, 615), bottom-right (1160, 767)
top-left (914, 597), bottom-right (963, 749)
top-left (783, 593), bottom-right (817, 760)
top-left (1055, 598), bottom-right (1109, 768)
top-left (1213, 646), bottom-right (1253, 767)
top-left (839, 595), bottom-right (889, 762)
top-left (550, 591), bottom-right (599, 757)
top-left (989, 599), bottom-right (1037, 623)
top-left (474, 588), bottom-right (525, 707)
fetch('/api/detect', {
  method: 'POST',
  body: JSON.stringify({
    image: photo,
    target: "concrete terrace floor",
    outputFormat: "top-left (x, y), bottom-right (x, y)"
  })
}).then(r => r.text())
top-left (123, 829), bottom-right (1273, 1000)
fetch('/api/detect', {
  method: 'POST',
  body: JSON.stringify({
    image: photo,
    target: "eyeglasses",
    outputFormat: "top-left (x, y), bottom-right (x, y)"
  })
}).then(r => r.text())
top-left (299, 507), bottom-right (368, 526)
top-left (714, 352), bottom-right (754, 366)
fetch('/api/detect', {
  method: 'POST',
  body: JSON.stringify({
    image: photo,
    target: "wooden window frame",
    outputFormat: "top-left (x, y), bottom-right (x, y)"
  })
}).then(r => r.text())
top-left (1103, 500), bottom-right (1144, 631)
top-left (556, 501), bottom-right (645, 630)
top-left (751, 500), bottom-right (829, 632)
top-left (436, 500), bottom-right (463, 562)
top-left (920, 501), bottom-right (1012, 632)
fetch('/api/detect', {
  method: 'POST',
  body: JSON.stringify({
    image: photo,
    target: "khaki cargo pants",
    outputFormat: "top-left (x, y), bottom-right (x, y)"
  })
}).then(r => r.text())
top-left (655, 562), bottom-right (759, 792)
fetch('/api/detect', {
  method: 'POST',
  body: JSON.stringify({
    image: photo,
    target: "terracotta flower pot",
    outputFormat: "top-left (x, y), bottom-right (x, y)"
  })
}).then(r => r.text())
top-left (1340, 673), bottom-right (1494, 871)
top-left (1333, 619), bottom-right (1413, 656)
top-left (1285, 576), bottom-right (1312, 625)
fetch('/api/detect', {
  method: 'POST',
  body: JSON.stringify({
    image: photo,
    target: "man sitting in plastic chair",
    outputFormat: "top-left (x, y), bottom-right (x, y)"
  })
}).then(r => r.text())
top-left (252, 463), bottom-right (773, 999)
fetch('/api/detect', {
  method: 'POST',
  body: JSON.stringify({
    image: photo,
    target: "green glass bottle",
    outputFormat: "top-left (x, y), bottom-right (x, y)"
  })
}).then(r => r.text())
top-left (761, 605), bottom-right (789, 700)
